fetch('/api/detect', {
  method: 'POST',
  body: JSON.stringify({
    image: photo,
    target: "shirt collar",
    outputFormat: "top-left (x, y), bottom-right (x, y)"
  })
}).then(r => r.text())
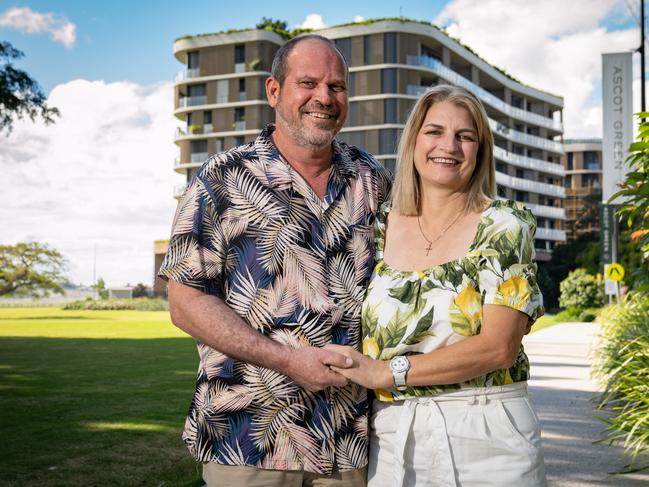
top-left (253, 124), bottom-right (359, 190)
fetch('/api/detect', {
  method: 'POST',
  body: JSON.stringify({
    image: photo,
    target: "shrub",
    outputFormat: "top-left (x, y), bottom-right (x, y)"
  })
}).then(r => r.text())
top-left (594, 292), bottom-right (649, 472)
top-left (63, 297), bottom-right (168, 311)
top-left (578, 309), bottom-right (598, 322)
top-left (559, 268), bottom-right (604, 310)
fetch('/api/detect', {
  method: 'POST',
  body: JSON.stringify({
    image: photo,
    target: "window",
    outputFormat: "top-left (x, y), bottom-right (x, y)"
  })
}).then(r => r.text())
top-left (234, 45), bottom-right (245, 63)
top-left (379, 128), bottom-right (397, 155)
top-left (335, 38), bottom-right (351, 66)
top-left (497, 186), bottom-right (507, 198)
top-left (383, 158), bottom-right (396, 175)
top-left (583, 151), bottom-right (600, 170)
top-left (234, 136), bottom-right (244, 147)
top-left (566, 152), bottom-right (573, 170)
top-left (348, 73), bottom-right (356, 97)
top-left (239, 79), bottom-right (245, 93)
top-left (203, 111), bottom-right (212, 124)
top-left (235, 107), bottom-right (245, 122)
top-left (347, 101), bottom-right (359, 126)
top-left (187, 51), bottom-right (199, 69)
top-left (186, 112), bottom-right (193, 126)
top-left (496, 162), bottom-right (507, 174)
top-left (384, 32), bottom-right (396, 63)
top-left (363, 35), bottom-right (372, 64)
top-left (215, 138), bottom-right (224, 153)
top-left (381, 69), bottom-right (397, 93)
top-left (514, 190), bottom-right (529, 203)
top-left (384, 98), bottom-right (397, 124)
top-left (216, 80), bottom-right (229, 103)
top-left (564, 175), bottom-right (572, 188)
top-left (340, 131), bottom-right (365, 149)
top-left (516, 168), bottom-right (525, 179)
top-left (187, 84), bottom-right (206, 97)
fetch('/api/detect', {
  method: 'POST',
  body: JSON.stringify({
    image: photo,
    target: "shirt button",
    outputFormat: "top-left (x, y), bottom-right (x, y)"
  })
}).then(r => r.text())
top-left (332, 297), bottom-right (340, 304)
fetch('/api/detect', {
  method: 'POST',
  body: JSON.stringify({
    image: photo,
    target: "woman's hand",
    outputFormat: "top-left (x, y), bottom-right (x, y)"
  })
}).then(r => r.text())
top-left (323, 344), bottom-right (391, 390)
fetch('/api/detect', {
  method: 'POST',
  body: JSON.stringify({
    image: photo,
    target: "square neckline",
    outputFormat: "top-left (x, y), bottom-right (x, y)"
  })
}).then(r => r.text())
top-left (378, 200), bottom-right (498, 277)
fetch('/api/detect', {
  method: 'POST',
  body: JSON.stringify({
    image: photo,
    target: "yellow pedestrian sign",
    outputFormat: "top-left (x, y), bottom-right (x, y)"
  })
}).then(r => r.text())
top-left (605, 263), bottom-right (625, 282)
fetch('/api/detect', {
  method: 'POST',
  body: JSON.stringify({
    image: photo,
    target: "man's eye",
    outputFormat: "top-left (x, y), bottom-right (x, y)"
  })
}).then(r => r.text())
top-left (331, 85), bottom-right (346, 93)
top-left (301, 81), bottom-right (315, 88)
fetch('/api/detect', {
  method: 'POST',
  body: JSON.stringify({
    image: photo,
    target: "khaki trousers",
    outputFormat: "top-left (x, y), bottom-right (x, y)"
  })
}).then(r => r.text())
top-left (202, 462), bottom-right (367, 487)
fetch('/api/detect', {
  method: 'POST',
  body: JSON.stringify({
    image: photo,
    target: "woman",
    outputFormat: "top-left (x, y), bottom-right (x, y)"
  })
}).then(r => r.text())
top-left (326, 85), bottom-right (546, 486)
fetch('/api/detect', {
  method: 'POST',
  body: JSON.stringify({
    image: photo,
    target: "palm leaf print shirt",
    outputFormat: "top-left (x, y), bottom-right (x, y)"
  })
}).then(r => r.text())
top-left (159, 125), bottom-right (392, 474)
top-left (362, 200), bottom-right (544, 402)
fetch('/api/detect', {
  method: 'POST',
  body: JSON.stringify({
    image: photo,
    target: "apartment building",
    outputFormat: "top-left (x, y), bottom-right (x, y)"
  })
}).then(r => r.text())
top-left (156, 19), bottom-right (567, 285)
top-left (560, 139), bottom-right (602, 241)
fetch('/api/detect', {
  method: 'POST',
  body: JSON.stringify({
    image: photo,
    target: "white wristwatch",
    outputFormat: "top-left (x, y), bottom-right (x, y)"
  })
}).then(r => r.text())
top-left (389, 355), bottom-right (410, 391)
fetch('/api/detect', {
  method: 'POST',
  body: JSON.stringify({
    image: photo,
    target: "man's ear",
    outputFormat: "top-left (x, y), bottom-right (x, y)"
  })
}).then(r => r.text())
top-left (266, 77), bottom-right (279, 108)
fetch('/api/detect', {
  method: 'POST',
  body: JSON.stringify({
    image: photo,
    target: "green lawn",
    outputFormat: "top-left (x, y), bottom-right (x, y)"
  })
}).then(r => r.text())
top-left (0, 308), bottom-right (204, 487)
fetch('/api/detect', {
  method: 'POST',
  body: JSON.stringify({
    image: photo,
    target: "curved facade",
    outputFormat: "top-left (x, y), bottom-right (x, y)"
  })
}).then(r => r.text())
top-left (171, 20), bottom-right (567, 259)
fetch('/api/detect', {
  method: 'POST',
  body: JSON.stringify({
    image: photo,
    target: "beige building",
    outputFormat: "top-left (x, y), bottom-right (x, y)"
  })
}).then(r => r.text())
top-left (155, 19), bottom-right (567, 286)
top-left (560, 139), bottom-right (602, 241)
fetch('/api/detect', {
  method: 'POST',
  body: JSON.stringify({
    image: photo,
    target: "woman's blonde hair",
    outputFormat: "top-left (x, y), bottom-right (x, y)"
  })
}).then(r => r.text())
top-left (391, 84), bottom-right (495, 215)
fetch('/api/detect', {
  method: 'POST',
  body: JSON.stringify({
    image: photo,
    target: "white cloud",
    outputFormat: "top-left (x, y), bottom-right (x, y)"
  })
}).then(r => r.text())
top-left (434, 0), bottom-right (638, 138)
top-left (0, 80), bottom-right (183, 286)
top-left (297, 14), bottom-right (327, 30)
top-left (0, 7), bottom-right (76, 47)
top-left (354, 15), bottom-right (365, 23)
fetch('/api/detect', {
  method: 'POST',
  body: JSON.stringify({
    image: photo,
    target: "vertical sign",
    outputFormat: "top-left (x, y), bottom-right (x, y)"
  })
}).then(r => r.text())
top-left (599, 203), bottom-right (615, 265)
top-left (602, 52), bottom-right (633, 203)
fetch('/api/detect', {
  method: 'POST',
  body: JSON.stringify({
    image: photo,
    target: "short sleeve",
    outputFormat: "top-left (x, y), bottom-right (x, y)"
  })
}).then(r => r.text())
top-left (158, 173), bottom-right (226, 293)
top-left (476, 202), bottom-right (544, 321)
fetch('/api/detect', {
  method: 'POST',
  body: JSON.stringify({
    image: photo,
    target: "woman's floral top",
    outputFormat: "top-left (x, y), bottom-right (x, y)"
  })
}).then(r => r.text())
top-left (362, 199), bottom-right (544, 401)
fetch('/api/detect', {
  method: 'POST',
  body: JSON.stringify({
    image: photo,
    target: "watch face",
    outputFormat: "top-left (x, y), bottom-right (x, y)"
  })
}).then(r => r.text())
top-left (390, 356), bottom-right (409, 373)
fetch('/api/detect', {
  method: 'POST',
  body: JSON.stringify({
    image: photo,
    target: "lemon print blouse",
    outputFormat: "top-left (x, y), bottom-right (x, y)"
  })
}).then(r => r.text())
top-left (362, 199), bottom-right (544, 401)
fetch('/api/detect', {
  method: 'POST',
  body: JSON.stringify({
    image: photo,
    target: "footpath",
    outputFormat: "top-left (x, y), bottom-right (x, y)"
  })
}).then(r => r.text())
top-left (523, 323), bottom-right (649, 486)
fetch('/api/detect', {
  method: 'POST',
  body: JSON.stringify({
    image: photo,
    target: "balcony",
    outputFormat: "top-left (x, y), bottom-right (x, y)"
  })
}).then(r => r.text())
top-left (535, 227), bottom-right (567, 242)
top-left (489, 120), bottom-right (563, 154)
top-left (493, 147), bottom-right (564, 176)
top-left (523, 202), bottom-right (566, 220)
top-left (178, 95), bottom-right (207, 108)
top-left (175, 68), bottom-right (200, 82)
top-left (190, 152), bottom-right (209, 163)
top-left (174, 124), bottom-right (213, 139)
top-left (496, 171), bottom-right (565, 198)
top-left (234, 121), bottom-right (246, 131)
top-left (406, 55), bottom-right (563, 132)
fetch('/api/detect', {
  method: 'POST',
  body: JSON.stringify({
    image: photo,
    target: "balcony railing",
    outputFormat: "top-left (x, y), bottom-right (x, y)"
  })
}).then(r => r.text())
top-left (523, 202), bottom-right (566, 220)
top-left (190, 152), bottom-right (209, 163)
top-left (175, 124), bottom-right (213, 139)
top-left (234, 121), bottom-right (246, 131)
top-left (496, 171), bottom-right (565, 198)
top-left (178, 95), bottom-right (207, 108)
top-left (535, 227), bottom-right (567, 241)
top-left (406, 55), bottom-right (563, 132)
top-left (175, 68), bottom-right (201, 82)
top-left (489, 120), bottom-right (563, 154)
top-left (493, 147), bottom-right (564, 176)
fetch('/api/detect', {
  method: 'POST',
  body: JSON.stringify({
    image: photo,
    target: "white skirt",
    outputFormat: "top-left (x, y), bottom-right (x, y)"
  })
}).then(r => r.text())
top-left (368, 382), bottom-right (547, 487)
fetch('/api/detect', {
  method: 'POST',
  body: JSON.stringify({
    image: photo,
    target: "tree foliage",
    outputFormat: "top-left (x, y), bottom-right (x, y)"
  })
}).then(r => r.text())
top-left (132, 283), bottom-right (151, 298)
top-left (95, 277), bottom-right (109, 300)
top-left (559, 268), bottom-right (604, 311)
top-left (611, 113), bottom-right (649, 288)
top-left (0, 242), bottom-right (67, 297)
top-left (0, 41), bottom-right (59, 134)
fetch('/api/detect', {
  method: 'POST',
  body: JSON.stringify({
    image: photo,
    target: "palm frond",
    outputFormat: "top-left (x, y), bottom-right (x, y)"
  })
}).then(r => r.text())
top-left (283, 245), bottom-right (329, 312)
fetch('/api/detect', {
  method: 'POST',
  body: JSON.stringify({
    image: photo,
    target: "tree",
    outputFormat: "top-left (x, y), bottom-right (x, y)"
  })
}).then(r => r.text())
top-left (94, 278), bottom-right (109, 300)
top-left (0, 242), bottom-right (67, 297)
top-left (132, 283), bottom-right (151, 298)
top-left (611, 113), bottom-right (649, 289)
top-left (0, 41), bottom-right (59, 134)
top-left (559, 268), bottom-right (604, 310)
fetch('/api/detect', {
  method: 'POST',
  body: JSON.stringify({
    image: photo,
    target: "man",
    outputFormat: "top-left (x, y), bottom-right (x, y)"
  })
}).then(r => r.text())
top-left (159, 35), bottom-right (391, 486)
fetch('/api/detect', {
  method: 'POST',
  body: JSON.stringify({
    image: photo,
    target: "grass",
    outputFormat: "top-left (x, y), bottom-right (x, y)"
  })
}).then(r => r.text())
top-left (0, 307), bottom-right (204, 487)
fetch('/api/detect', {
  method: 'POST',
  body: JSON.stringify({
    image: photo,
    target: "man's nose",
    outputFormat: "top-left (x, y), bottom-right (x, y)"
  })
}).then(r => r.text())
top-left (313, 84), bottom-right (333, 106)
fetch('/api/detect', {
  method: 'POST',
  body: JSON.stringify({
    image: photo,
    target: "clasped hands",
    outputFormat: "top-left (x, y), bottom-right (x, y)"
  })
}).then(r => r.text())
top-left (285, 344), bottom-right (388, 392)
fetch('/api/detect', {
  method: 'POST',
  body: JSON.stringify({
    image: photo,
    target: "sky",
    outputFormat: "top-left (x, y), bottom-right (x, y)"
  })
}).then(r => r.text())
top-left (0, 0), bottom-right (643, 287)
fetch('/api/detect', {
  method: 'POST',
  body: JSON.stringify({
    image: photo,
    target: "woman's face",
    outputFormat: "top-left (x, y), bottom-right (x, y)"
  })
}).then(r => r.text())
top-left (413, 101), bottom-right (480, 193)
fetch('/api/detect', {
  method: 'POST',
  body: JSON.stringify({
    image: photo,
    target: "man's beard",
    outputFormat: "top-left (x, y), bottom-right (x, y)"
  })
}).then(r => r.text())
top-left (276, 103), bottom-right (342, 152)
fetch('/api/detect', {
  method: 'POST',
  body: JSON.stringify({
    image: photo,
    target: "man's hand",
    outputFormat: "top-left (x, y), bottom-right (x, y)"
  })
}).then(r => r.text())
top-left (283, 347), bottom-right (353, 392)
top-left (324, 344), bottom-right (391, 390)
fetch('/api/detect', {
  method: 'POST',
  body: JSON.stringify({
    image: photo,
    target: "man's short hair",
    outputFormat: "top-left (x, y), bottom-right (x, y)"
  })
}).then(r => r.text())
top-left (270, 34), bottom-right (349, 85)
